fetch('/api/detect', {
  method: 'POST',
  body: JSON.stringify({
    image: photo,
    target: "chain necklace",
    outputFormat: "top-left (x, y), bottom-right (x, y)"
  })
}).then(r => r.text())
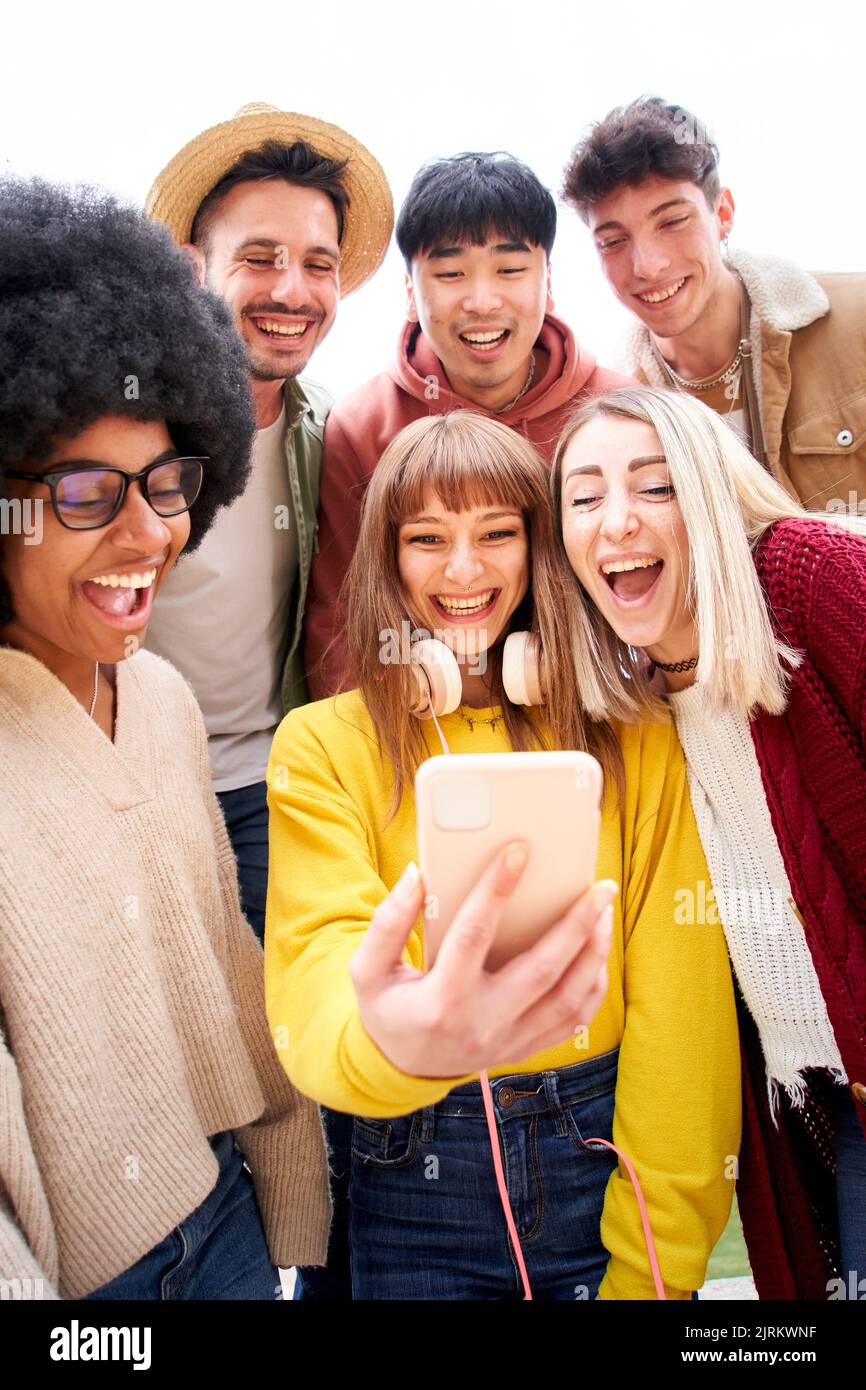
top-left (89, 661), bottom-right (100, 718)
top-left (493, 351), bottom-right (536, 415)
top-left (459, 705), bottom-right (504, 732)
top-left (660, 347), bottom-right (742, 393)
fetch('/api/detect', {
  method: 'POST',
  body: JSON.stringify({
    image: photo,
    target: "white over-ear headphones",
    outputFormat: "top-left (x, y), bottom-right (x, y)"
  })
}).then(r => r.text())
top-left (408, 632), bottom-right (545, 719)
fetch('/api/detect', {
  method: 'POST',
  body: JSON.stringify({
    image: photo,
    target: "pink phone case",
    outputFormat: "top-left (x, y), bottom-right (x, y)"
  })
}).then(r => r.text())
top-left (415, 751), bottom-right (602, 971)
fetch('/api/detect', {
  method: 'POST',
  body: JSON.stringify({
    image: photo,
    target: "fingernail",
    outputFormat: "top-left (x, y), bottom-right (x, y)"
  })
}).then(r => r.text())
top-left (394, 860), bottom-right (420, 904)
top-left (504, 842), bottom-right (528, 875)
top-left (591, 880), bottom-right (618, 914)
top-left (597, 903), bottom-right (614, 938)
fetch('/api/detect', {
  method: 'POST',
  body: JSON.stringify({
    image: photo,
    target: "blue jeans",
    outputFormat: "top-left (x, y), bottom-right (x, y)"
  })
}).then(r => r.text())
top-left (86, 1132), bottom-right (279, 1300)
top-left (349, 1049), bottom-right (620, 1300)
top-left (217, 780), bottom-right (269, 942)
top-left (836, 1091), bottom-right (866, 1288)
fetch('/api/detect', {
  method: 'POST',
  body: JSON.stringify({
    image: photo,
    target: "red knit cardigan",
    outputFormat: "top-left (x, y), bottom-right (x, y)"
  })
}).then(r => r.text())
top-left (737, 517), bottom-right (866, 1299)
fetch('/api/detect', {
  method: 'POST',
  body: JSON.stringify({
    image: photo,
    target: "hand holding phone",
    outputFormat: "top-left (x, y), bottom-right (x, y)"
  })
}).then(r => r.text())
top-left (348, 843), bottom-right (617, 1081)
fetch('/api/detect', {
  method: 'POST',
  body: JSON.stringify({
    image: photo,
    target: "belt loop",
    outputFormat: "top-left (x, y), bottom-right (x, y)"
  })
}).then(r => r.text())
top-left (542, 1071), bottom-right (566, 1137)
top-left (420, 1104), bottom-right (435, 1144)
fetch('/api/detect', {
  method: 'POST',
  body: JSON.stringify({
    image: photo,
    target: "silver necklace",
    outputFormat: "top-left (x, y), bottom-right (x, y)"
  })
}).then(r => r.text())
top-left (88, 661), bottom-right (100, 719)
top-left (660, 347), bottom-right (742, 393)
top-left (493, 351), bottom-right (536, 414)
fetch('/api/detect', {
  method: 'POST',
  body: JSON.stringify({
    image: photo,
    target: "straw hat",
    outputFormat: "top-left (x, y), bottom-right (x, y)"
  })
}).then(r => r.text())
top-left (146, 103), bottom-right (393, 297)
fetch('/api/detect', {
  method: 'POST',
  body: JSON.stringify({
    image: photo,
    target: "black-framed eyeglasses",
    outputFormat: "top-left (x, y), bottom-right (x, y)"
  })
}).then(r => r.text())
top-left (5, 456), bottom-right (207, 531)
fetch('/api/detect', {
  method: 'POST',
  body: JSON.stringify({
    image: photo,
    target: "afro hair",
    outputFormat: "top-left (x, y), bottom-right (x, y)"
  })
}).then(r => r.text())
top-left (0, 176), bottom-right (256, 627)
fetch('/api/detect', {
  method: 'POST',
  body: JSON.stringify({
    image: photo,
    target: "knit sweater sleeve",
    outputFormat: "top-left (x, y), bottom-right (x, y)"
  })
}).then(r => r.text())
top-left (0, 1029), bottom-right (60, 1298)
top-left (264, 707), bottom-right (472, 1118)
top-left (597, 723), bottom-right (742, 1301)
top-left (182, 682), bottom-right (332, 1268)
top-left (0, 1198), bottom-right (58, 1299)
top-left (757, 518), bottom-right (866, 743)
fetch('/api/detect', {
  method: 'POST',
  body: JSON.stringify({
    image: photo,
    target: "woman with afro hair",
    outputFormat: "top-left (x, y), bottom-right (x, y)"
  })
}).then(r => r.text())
top-left (0, 178), bottom-right (330, 1299)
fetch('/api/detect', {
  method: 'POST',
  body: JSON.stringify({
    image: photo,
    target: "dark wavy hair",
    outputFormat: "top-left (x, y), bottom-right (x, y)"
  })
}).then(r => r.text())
top-left (562, 96), bottom-right (721, 220)
top-left (0, 177), bottom-right (255, 627)
top-left (191, 139), bottom-right (349, 251)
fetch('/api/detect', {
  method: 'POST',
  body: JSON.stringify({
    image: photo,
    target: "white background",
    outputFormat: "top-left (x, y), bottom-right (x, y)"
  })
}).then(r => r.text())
top-left (2, 0), bottom-right (863, 398)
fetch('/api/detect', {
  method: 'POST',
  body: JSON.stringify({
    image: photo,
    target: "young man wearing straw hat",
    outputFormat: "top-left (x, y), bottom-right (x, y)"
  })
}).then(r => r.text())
top-left (145, 104), bottom-right (392, 943)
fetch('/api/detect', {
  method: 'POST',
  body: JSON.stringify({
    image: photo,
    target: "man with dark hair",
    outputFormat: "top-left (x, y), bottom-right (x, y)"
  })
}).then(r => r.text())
top-left (562, 96), bottom-right (866, 513)
top-left (145, 104), bottom-right (393, 940)
top-left (304, 150), bottom-right (630, 697)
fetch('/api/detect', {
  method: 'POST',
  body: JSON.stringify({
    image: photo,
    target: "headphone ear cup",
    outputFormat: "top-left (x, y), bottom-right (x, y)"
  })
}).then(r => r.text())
top-left (409, 638), bottom-right (462, 718)
top-left (502, 631), bottom-right (545, 706)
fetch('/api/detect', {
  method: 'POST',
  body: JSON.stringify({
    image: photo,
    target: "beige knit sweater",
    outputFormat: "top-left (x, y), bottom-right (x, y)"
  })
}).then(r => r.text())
top-left (0, 647), bottom-right (330, 1299)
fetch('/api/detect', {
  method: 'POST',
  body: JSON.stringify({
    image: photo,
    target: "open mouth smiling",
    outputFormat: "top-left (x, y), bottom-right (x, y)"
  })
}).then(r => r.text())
top-left (458, 328), bottom-right (510, 352)
top-left (80, 564), bottom-right (162, 627)
top-left (635, 278), bottom-right (687, 305)
top-left (431, 588), bottom-right (500, 619)
top-left (600, 555), bottom-right (664, 603)
top-left (249, 316), bottom-right (314, 341)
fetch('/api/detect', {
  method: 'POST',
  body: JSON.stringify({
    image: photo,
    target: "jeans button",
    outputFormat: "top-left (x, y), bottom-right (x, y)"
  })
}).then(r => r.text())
top-left (498, 1086), bottom-right (515, 1108)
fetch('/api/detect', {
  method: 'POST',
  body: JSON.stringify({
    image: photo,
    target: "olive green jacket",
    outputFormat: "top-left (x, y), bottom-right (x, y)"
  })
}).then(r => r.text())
top-left (280, 376), bottom-right (333, 713)
top-left (624, 250), bottom-right (866, 514)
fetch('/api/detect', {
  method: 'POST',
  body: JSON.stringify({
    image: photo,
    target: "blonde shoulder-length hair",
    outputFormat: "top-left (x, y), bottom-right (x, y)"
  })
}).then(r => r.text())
top-left (340, 410), bottom-right (623, 817)
top-left (550, 386), bottom-right (866, 723)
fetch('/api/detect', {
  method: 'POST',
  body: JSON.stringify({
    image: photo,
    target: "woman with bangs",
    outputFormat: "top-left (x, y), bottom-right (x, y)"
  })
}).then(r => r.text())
top-left (551, 385), bottom-right (866, 1300)
top-left (265, 408), bottom-right (740, 1301)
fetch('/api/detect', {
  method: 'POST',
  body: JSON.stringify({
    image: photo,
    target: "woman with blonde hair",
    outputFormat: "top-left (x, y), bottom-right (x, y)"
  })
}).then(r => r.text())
top-left (265, 408), bottom-right (740, 1300)
top-left (552, 384), bottom-right (866, 1300)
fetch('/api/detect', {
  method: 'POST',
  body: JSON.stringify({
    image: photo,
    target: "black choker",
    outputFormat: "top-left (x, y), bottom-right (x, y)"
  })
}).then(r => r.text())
top-left (649, 655), bottom-right (699, 675)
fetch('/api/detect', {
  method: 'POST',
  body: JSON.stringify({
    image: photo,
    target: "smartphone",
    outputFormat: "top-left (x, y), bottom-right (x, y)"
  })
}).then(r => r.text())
top-left (415, 751), bottom-right (602, 971)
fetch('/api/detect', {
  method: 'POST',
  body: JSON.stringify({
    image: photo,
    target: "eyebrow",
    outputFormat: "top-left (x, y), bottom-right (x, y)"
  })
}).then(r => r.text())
top-left (401, 508), bottom-right (523, 524)
top-left (235, 238), bottom-right (340, 260)
top-left (593, 199), bottom-right (693, 236)
top-left (563, 455), bottom-right (667, 480)
top-left (424, 240), bottom-right (532, 261)
top-left (43, 448), bottom-right (181, 475)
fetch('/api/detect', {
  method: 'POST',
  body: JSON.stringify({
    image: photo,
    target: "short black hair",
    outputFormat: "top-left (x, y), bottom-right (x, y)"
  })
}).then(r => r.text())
top-left (562, 97), bottom-right (721, 220)
top-left (0, 177), bottom-right (255, 628)
top-left (396, 152), bottom-right (557, 267)
top-left (190, 139), bottom-right (350, 250)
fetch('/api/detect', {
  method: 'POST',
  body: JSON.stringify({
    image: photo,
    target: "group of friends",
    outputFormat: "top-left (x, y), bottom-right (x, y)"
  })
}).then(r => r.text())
top-left (0, 95), bottom-right (864, 1303)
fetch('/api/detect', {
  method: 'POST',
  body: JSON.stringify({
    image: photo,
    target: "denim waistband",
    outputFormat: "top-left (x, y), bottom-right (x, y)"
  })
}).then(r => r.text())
top-left (430, 1047), bottom-right (620, 1121)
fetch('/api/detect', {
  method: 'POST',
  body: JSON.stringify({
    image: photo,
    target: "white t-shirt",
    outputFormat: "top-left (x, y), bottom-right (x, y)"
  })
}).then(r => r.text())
top-left (146, 407), bottom-right (298, 791)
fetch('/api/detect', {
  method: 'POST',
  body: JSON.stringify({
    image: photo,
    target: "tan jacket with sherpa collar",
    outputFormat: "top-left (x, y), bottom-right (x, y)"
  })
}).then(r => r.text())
top-left (624, 249), bottom-right (866, 514)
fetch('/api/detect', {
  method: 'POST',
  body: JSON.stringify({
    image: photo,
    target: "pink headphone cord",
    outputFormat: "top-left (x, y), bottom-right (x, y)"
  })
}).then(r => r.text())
top-left (425, 695), bottom-right (666, 1300)
top-left (480, 1069), bottom-right (666, 1300)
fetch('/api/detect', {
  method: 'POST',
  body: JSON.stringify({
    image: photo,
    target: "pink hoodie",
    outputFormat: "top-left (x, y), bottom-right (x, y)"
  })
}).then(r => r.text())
top-left (304, 313), bottom-right (632, 698)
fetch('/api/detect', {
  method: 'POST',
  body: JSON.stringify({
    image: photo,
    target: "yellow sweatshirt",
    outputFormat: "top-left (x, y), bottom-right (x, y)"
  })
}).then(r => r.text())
top-left (265, 692), bottom-right (741, 1300)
